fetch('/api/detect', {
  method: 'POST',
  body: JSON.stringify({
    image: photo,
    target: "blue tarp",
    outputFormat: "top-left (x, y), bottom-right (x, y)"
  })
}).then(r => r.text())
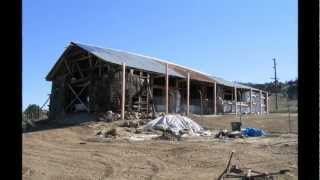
top-left (241, 128), bottom-right (266, 137)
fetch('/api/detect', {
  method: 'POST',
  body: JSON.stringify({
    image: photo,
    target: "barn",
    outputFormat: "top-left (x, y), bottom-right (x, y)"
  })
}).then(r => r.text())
top-left (46, 42), bottom-right (269, 120)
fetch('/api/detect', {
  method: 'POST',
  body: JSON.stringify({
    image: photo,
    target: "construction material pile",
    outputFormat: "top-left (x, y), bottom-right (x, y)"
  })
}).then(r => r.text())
top-left (143, 114), bottom-right (207, 136)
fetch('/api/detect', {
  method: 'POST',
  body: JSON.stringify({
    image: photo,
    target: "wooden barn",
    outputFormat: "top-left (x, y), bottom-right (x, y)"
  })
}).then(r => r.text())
top-left (46, 42), bottom-right (269, 120)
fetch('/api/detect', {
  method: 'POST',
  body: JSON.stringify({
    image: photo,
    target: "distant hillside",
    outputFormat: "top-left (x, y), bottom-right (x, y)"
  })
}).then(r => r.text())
top-left (238, 79), bottom-right (298, 113)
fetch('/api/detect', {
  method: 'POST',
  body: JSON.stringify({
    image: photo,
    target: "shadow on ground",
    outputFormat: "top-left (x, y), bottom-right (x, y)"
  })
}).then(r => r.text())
top-left (23, 112), bottom-right (97, 133)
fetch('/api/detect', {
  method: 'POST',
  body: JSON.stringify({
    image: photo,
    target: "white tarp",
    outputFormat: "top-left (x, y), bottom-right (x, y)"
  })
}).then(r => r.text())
top-left (143, 115), bottom-right (206, 136)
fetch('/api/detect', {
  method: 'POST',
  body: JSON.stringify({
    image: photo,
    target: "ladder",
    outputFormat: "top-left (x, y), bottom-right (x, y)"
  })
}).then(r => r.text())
top-left (132, 75), bottom-right (155, 117)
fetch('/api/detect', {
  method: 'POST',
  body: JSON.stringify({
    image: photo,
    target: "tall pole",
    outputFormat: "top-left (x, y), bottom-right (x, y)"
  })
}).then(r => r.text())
top-left (187, 72), bottom-right (190, 116)
top-left (214, 82), bottom-right (217, 115)
top-left (165, 63), bottom-right (169, 114)
top-left (272, 58), bottom-right (279, 111)
top-left (121, 63), bottom-right (126, 120)
top-left (234, 86), bottom-right (237, 116)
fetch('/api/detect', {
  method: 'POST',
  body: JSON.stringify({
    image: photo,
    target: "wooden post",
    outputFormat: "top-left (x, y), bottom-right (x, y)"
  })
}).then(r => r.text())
top-left (234, 86), bottom-right (237, 116)
top-left (187, 72), bottom-right (190, 116)
top-left (138, 71), bottom-right (142, 112)
top-left (146, 74), bottom-right (150, 116)
top-left (250, 88), bottom-right (253, 114)
top-left (121, 63), bottom-right (126, 120)
top-left (165, 64), bottom-right (169, 114)
top-left (260, 90), bottom-right (263, 115)
top-left (266, 92), bottom-right (269, 114)
top-left (214, 82), bottom-right (217, 115)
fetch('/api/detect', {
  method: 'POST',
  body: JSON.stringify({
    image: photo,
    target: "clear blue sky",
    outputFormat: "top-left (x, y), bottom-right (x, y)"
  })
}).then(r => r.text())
top-left (23, 0), bottom-right (297, 110)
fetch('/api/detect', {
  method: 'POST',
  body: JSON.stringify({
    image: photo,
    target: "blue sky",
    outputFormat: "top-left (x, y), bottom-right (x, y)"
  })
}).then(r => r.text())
top-left (23, 0), bottom-right (297, 110)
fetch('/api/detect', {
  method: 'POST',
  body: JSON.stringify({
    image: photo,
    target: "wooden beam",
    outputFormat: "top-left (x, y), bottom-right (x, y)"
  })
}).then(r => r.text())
top-left (121, 63), bottom-right (126, 120)
top-left (63, 58), bottom-right (72, 74)
top-left (214, 82), bottom-right (217, 115)
top-left (73, 56), bottom-right (89, 62)
top-left (138, 71), bottom-right (142, 112)
top-left (65, 82), bottom-right (90, 110)
top-left (266, 92), bottom-right (269, 114)
top-left (67, 84), bottom-right (89, 112)
top-left (187, 72), bottom-right (190, 116)
top-left (89, 54), bottom-right (92, 68)
top-left (165, 63), bottom-right (169, 114)
top-left (250, 88), bottom-right (253, 114)
top-left (234, 86), bottom-right (237, 116)
top-left (260, 90), bottom-right (263, 115)
top-left (75, 63), bottom-right (84, 78)
top-left (146, 74), bottom-right (150, 116)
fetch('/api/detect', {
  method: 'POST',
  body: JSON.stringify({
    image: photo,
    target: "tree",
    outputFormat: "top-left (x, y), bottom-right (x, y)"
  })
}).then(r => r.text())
top-left (24, 104), bottom-right (41, 120)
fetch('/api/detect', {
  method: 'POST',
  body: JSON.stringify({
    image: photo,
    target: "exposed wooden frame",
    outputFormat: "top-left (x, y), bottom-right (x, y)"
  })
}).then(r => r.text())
top-left (121, 63), bottom-right (126, 120)
top-left (73, 56), bottom-right (89, 62)
top-left (63, 58), bottom-right (72, 74)
top-left (65, 81), bottom-right (90, 110)
top-left (75, 63), bottom-right (84, 78)
top-left (66, 83), bottom-right (89, 112)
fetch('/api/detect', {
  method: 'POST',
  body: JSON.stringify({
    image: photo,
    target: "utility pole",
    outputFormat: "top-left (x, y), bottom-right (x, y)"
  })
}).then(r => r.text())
top-left (271, 58), bottom-right (279, 111)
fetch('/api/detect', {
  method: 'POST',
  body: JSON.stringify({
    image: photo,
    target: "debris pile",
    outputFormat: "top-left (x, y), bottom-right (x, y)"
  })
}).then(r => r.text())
top-left (95, 110), bottom-right (154, 122)
top-left (120, 119), bottom-right (150, 128)
top-left (215, 127), bottom-right (266, 139)
top-left (215, 130), bottom-right (243, 139)
top-left (218, 151), bottom-right (290, 179)
top-left (144, 114), bottom-right (208, 136)
top-left (95, 111), bottom-right (121, 122)
top-left (241, 127), bottom-right (266, 137)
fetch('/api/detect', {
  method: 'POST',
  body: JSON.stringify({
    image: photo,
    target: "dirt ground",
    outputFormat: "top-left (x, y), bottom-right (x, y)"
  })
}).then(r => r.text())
top-left (22, 113), bottom-right (297, 180)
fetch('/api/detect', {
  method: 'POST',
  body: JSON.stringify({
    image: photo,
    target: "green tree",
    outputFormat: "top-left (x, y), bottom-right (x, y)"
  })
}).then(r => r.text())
top-left (24, 104), bottom-right (41, 119)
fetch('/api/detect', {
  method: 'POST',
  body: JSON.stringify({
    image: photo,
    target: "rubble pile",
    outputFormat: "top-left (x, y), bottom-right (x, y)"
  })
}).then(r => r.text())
top-left (95, 111), bottom-right (121, 122)
top-left (144, 114), bottom-right (209, 136)
top-left (95, 110), bottom-right (154, 122)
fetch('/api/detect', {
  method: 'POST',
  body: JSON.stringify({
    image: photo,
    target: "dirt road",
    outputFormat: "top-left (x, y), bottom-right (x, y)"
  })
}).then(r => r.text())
top-left (23, 113), bottom-right (297, 180)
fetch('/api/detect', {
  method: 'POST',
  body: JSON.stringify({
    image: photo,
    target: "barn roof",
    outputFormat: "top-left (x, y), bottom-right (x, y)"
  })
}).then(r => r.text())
top-left (46, 42), bottom-right (261, 91)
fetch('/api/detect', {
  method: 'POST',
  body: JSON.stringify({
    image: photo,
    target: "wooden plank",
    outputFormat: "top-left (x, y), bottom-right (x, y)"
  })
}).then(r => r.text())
top-left (250, 88), bottom-right (253, 114)
top-left (266, 92), bottom-right (269, 114)
top-left (146, 74), bottom-right (150, 115)
top-left (165, 63), bottom-right (169, 114)
top-left (214, 82), bottom-right (217, 115)
top-left (121, 63), bottom-right (126, 120)
top-left (74, 56), bottom-right (89, 62)
top-left (187, 72), bottom-right (190, 116)
top-left (260, 90), bottom-right (263, 115)
top-left (89, 54), bottom-right (92, 68)
top-left (75, 63), bottom-right (84, 78)
top-left (70, 76), bottom-right (89, 84)
top-left (64, 58), bottom-right (72, 74)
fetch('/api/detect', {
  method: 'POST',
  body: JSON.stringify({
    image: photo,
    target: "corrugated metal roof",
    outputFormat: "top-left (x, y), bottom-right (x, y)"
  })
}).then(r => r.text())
top-left (209, 75), bottom-right (259, 90)
top-left (47, 41), bottom-right (261, 91)
top-left (73, 42), bottom-right (185, 78)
